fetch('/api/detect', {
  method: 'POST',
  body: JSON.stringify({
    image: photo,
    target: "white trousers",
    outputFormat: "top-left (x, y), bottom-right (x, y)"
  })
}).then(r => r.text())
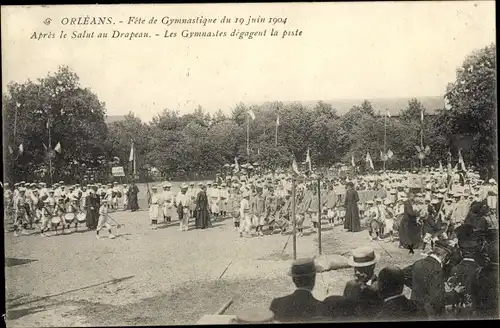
top-left (179, 207), bottom-right (189, 231)
top-left (239, 213), bottom-right (252, 233)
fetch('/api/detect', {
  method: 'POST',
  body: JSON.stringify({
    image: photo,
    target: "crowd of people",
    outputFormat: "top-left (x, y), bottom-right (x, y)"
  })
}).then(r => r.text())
top-left (269, 234), bottom-right (498, 321)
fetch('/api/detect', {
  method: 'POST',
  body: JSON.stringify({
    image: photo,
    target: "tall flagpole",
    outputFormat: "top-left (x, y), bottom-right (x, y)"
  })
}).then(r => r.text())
top-left (246, 113), bottom-right (250, 162)
top-left (48, 117), bottom-right (53, 185)
top-left (420, 115), bottom-right (424, 171)
top-left (383, 110), bottom-right (387, 172)
top-left (275, 117), bottom-right (278, 147)
top-left (133, 140), bottom-right (137, 177)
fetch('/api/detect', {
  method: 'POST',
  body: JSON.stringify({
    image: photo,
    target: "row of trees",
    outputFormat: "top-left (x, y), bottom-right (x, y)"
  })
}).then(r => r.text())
top-left (2, 44), bottom-right (496, 183)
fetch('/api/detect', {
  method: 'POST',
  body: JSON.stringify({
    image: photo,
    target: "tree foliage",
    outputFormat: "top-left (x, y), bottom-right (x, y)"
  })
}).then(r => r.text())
top-left (4, 45), bottom-right (496, 182)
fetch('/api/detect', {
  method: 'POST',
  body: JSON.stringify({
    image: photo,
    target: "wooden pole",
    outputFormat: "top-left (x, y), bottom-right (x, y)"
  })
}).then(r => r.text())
top-left (317, 177), bottom-right (322, 256)
top-left (292, 179), bottom-right (297, 260)
top-left (48, 117), bottom-right (53, 186)
top-left (383, 110), bottom-right (387, 172)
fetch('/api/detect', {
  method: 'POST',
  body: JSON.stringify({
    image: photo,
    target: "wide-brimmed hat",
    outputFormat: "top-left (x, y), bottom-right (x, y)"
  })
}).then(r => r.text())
top-left (287, 258), bottom-right (317, 277)
top-left (348, 247), bottom-right (379, 267)
top-left (235, 308), bottom-right (274, 324)
top-left (434, 240), bottom-right (455, 255)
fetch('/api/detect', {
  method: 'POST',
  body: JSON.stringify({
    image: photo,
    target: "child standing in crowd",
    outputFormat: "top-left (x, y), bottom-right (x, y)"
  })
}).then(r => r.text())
top-left (149, 185), bottom-right (160, 230)
top-left (96, 199), bottom-right (115, 239)
top-left (383, 199), bottom-right (395, 242)
top-left (239, 191), bottom-right (251, 238)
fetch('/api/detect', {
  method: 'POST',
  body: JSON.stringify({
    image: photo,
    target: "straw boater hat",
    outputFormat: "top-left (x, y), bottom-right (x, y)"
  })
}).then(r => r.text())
top-left (234, 308), bottom-right (274, 324)
top-left (348, 247), bottom-right (379, 267)
top-left (366, 200), bottom-right (374, 205)
top-left (180, 183), bottom-right (188, 189)
top-left (151, 185), bottom-right (158, 190)
top-left (198, 182), bottom-right (203, 186)
top-left (163, 183), bottom-right (171, 188)
top-left (384, 199), bottom-right (392, 205)
top-left (431, 199), bottom-right (440, 205)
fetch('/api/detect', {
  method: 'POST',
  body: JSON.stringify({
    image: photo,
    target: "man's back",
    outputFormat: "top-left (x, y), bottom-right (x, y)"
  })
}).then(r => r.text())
top-left (376, 295), bottom-right (427, 320)
top-left (270, 289), bottom-right (322, 322)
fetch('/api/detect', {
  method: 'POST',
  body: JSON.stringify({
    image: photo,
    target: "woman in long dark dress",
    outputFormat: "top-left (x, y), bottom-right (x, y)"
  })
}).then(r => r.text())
top-left (344, 182), bottom-right (361, 232)
top-left (86, 185), bottom-right (100, 230)
top-left (128, 182), bottom-right (139, 212)
top-left (195, 185), bottom-right (210, 229)
top-left (398, 192), bottom-right (422, 254)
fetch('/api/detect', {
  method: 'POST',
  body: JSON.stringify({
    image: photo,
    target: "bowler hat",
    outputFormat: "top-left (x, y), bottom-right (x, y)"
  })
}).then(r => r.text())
top-left (348, 247), bottom-right (379, 267)
top-left (287, 258), bottom-right (316, 277)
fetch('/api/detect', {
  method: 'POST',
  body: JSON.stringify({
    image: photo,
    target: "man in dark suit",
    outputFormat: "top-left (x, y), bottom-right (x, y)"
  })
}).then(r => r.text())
top-left (471, 236), bottom-right (499, 318)
top-left (269, 258), bottom-right (323, 322)
top-left (403, 240), bottom-right (464, 318)
top-left (376, 266), bottom-right (427, 320)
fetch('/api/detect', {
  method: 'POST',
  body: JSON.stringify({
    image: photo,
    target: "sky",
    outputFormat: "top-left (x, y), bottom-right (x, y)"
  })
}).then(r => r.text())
top-left (1, 2), bottom-right (496, 122)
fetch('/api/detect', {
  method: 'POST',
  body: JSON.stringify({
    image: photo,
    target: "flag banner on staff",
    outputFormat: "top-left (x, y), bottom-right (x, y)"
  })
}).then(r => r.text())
top-left (305, 148), bottom-right (312, 172)
top-left (276, 115), bottom-right (280, 126)
top-left (380, 151), bottom-right (387, 161)
top-left (248, 109), bottom-right (255, 120)
top-left (129, 142), bottom-right (134, 162)
top-left (292, 156), bottom-right (300, 175)
top-left (386, 109), bottom-right (391, 118)
top-left (54, 142), bottom-right (62, 153)
top-left (234, 157), bottom-right (240, 172)
top-left (421, 109), bottom-right (424, 122)
top-left (439, 160), bottom-right (443, 173)
top-left (387, 149), bottom-right (393, 159)
top-left (112, 166), bottom-right (126, 177)
top-left (365, 152), bottom-right (374, 170)
top-left (458, 149), bottom-right (466, 171)
top-left (8, 145), bottom-right (14, 154)
top-left (351, 154), bottom-right (355, 167)
top-left (19, 143), bottom-right (23, 155)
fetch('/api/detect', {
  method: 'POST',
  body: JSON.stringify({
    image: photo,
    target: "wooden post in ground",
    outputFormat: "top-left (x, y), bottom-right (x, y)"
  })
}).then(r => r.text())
top-left (292, 178), bottom-right (297, 260)
top-left (317, 177), bottom-right (322, 256)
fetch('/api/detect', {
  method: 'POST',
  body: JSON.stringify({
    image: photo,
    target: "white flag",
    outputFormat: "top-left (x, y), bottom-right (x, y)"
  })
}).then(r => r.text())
top-left (351, 154), bottom-right (355, 167)
top-left (234, 157), bottom-right (240, 172)
top-left (129, 142), bottom-right (134, 162)
top-left (386, 109), bottom-right (391, 118)
top-left (366, 152), bottom-right (374, 170)
top-left (54, 142), bottom-right (62, 153)
top-left (421, 109), bottom-right (424, 122)
top-left (276, 115), bottom-right (280, 126)
top-left (19, 143), bottom-right (23, 154)
top-left (458, 149), bottom-right (466, 171)
top-left (387, 149), bottom-right (394, 159)
top-left (292, 157), bottom-right (300, 175)
top-left (305, 148), bottom-right (312, 172)
top-left (439, 160), bottom-right (443, 173)
top-left (248, 109), bottom-right (255, 120)
top-left (8, 145), bottom-right (14, 154)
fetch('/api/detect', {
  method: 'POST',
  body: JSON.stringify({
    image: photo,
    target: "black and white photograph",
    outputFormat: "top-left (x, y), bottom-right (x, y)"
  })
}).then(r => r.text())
top-left (2, 1), bottom-right (498, 325)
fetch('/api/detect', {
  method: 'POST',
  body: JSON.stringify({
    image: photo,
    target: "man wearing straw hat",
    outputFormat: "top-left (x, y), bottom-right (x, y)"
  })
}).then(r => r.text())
top-left (269, 258), bottom-right (323, 322)
top-left (343, 246), bottom-right (382, 318)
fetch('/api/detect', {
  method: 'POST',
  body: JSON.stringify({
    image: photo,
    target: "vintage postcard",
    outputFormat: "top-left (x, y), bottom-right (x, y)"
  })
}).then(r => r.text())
top-left (2, 2), bottom-right (497, 326)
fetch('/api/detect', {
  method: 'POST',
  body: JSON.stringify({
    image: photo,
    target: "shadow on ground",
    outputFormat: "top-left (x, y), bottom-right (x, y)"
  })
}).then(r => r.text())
top-left (5, 258), bottom-right (37, 267)
top-left (64, 277), bottom-right (292, 326)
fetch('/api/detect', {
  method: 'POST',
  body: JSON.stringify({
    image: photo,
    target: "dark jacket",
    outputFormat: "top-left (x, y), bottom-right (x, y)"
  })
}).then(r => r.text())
top-left (321, 295), bottom-right (358, 320)
top-left (376, 295), bottom-right (427, 320)
top-left (471, 264), bottom-right (499, 318)
top-left (407, 256), bottom-right (459, 317)
top-left (399, 199), bottom-right (422, 247)
top-left (343, 277), bottom-right (383, 319)
top-left (270, 289), bottom-right (323, 322)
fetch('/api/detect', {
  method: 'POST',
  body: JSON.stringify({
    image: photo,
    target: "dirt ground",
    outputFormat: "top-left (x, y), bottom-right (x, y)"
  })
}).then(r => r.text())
top-left (4, 182), bottom-right (422, 327)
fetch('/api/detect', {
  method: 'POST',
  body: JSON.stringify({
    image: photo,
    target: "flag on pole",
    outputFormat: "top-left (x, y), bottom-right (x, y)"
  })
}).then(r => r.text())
top-left (276, 115), bottom-right (280, 126)
top-left (366, 152), bottom-right (374, 170)
top-left (54, 142), bottom-right (62, 153)
top-left (234, 157), bottom-right (240, 172)
top-left (439, 160), bottom-right (443, 173)
top-left (248, 109), bottom-right (255, 120)
top-left (458, 149), bottom-right (466, 171)
top-left (292, 156), bottom-right (300, 175)
top-left (351, 154), bottom-right (355, 167)
top-left (380, 150), bottom-right (386, 161)
top-left (387, 149), bottom-right (394, 159)
top-left (8, 145), bottom-right (14, 154)
top-left (421, 109), bottom-right (424, 122)
top-left (386, 109), bottom-right (391, 118)
top-left (46, 119), bottom-right (50, 129)
top-left (129, 142), bottom-right (134, 162)
top-left (19, 143), bottom-right (23, 155)
top-left (305, 148), bottom-right (312, 172)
